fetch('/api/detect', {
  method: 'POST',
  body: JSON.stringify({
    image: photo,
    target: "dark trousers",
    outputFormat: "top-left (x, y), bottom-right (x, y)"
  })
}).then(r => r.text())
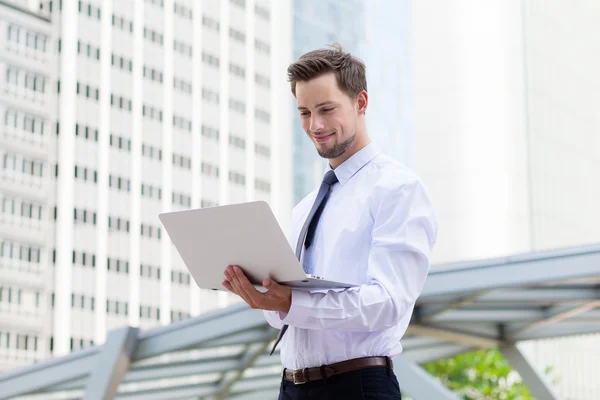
top-left (278, 366), bottom-right (402, 399)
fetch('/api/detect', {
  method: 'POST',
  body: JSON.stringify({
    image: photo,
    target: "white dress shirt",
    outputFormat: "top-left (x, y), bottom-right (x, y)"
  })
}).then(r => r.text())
top-left (264, 142), bottom-right (438, 370)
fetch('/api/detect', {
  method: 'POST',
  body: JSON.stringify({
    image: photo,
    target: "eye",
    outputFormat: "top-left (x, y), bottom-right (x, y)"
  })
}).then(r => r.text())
top-left (322, 108), bottom-right (334, 113)
top-left (300, 111), bottom-right (310, 117)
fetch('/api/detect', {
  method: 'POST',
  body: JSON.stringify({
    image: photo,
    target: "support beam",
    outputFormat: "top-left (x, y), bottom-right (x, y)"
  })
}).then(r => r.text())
top-left (408, 324), bottom-right (500, 348)
top-left (422, 246), bottom-right (600, 297)
top-left (500, 344), bottom-right (562, 400)
top-left (44, 354), bottom-right (244, 392)
top-left (431, 308), bottom-right (543, 322)
top-left (114, 374), bottom-right (281, 400)
top-left (514, 322), bottom-right (600, 341)
top-left (393, 355), bottom-right (459, 400)
top-left (427, 322), bottom-right (502, 339)
top-left (213, 335), bottom-right (277, 400)
top-left (418, 290), bottom-right (489, 321)
top-left (83, 326), bottom-right (139, 400)
top-left (133, 306), bottom-right (267, 361)
top-left (403, 343), bottom-right (473, 365)
top-left (476, 287), bottom-right (600, 303)
top-left (200, 328), bottom-right (274, 348)
top-left (507, 301), bottom-right (600, 339)
top-left (0, 348), bottom-right (98, 399)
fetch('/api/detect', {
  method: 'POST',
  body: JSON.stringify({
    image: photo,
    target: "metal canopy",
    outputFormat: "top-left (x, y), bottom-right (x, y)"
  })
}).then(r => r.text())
top-left (1, 244), bottom-right (598, 399)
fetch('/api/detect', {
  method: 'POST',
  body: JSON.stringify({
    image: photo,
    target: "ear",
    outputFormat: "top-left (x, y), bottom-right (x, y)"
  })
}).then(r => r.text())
top-left (356, 90), bottom-right (368, 115)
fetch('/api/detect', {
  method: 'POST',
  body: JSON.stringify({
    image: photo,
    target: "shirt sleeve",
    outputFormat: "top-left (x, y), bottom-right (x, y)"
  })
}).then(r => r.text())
top-left (263, 310), bottom-right (285, 330)
top-left (279, 179), bottom-right (438, 332)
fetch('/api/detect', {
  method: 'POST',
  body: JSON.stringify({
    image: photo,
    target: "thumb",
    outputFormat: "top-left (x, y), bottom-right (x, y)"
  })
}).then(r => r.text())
top-left (263, 278), bottom-right (281, 292)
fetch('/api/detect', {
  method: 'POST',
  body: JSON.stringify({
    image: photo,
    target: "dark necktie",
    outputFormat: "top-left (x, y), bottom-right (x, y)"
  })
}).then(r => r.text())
top-left (270, 170), bottom-right (339, 355)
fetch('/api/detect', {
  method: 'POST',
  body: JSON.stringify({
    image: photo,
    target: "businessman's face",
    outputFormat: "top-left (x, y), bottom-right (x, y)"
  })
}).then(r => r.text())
top-left (295, 72), bottom-right (367, 164)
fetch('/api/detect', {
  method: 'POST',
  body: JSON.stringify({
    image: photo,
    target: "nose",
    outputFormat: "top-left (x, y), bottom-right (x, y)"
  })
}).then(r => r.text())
top-left (309, 115), bottom-right (324, 134)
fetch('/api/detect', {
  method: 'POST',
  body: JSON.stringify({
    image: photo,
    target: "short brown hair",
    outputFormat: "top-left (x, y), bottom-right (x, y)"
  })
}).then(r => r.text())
top-left (287, 43), bottom-right (367, 99)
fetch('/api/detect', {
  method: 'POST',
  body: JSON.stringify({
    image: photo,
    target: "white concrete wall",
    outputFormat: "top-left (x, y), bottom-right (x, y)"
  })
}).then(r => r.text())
top-left (522, 0), bottom-right (600, 251)
top-left (518, 2), bottom-right (600, 399)
top-left (413, 0), bottom-right (532, 265)
top-left (412, 1), bottom-right (600, 399)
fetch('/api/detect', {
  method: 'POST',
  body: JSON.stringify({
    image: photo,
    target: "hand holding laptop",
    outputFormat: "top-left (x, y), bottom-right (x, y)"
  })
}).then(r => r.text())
top-left (222, 265), bottom-right (292, 313)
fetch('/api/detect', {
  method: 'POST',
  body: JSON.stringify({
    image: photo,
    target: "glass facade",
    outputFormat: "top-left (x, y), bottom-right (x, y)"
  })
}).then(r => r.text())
top-left (360, 0), bottom-right (414, 168)
top-left (292, 0), bottom-right (366, 204)
top-left (291, 0), bottom-right (413, 205)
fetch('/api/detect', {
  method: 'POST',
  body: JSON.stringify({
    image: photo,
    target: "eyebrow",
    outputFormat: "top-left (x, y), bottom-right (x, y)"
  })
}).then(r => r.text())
top-left (297, 101), bottom-right (338, 110)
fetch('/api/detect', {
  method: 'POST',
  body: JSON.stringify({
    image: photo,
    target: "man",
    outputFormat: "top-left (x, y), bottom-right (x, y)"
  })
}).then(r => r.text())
top-left (222, 44), bottom-right (438, 399)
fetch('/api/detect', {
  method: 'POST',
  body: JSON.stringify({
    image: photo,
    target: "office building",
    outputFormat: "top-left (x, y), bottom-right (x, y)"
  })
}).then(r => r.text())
top-left (291, 0), bottom-right (365, 204)
top-left (0, 0), bottom-right (293, 370)
top-left (0, 0), bottom-right (53, 372)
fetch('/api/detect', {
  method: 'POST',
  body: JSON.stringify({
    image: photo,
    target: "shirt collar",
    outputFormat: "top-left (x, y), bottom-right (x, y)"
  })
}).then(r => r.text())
top-left (326, 142), bottom-right (380, 186)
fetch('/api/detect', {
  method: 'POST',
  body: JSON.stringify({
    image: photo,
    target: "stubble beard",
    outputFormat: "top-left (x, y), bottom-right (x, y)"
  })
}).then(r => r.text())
top-left (316, 133), bottom-right (356, 159)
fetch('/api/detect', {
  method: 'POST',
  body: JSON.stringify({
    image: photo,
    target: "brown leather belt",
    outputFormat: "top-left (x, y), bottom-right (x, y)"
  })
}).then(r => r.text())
top-left (283, 356), bottom-right (392, 385)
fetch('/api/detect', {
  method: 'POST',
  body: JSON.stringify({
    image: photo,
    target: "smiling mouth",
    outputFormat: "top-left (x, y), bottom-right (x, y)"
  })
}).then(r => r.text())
top-left (313, 133), bottom-right (335, 143)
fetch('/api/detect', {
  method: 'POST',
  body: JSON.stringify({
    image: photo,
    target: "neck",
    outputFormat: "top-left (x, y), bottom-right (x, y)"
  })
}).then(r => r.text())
top-left (329, 132), bottom-right (370, 169)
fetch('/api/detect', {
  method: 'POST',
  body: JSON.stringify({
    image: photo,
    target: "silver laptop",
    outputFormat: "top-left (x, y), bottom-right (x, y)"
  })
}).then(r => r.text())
top-left (158, 201), bottom-right (357, 292)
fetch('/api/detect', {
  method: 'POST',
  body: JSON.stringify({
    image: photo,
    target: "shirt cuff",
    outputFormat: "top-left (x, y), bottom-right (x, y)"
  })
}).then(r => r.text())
top-left (280, 289), bottom-right (312, 326)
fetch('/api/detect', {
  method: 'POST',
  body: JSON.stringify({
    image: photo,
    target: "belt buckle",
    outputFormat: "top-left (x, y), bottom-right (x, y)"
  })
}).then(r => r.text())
top-left (292, 369), bottom-right (307, 385)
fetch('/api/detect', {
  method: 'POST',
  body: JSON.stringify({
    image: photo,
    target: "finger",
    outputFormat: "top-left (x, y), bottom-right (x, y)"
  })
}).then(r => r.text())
top-left (263, 278), bottom-right (286, 296)
top-left (226, 267), bottom-right (242, 289)
top-left (224, 266), bottom-right (241, 289)
top-left (224, 268), bottom-right (248, 300)
top-left (230, 266), bottom-right (255, 297)
top-left (222, 280), bottom-right (236, 294)
top-left (232, 266), bottom-right (257, 292)
top-left (232, 266), bottom-right (263, 307)
top-left (230, 282), bottom-right (254, 306)
top-left (227, 267), bottom-right (255, 306)
top-left (224, 268), bottom-right (234, 284)
top-left (263, 278), bottom-right (278, 293)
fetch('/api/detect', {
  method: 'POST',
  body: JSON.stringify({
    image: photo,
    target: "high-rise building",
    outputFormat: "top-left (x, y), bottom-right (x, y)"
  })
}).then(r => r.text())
top-left (291, 0), bottom-right (414, 204)
top-left (291, 0), bottom-right (365, 204)
top-left (359, 0), bottom-right (414, 168)
top-left (0, 0), bottom-right (53, 372)
top-left (0, 0), bottom-right (293, 371)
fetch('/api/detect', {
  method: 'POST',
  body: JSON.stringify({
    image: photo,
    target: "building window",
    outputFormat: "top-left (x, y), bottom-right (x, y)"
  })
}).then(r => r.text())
top-left (255, 39), bottom-right (270, 55)
top-left (202, 88), bottom-right (220, 104)
top-left (229, 63), bottom-right (246, 79)
top-left (202, 15), bottom-right (220, 31)
top-left (202, 52), bottom-right (220, 68)
top-left (255, 178), bottom-right (271, 193)
top-left (255, 73), bottom-right (270, 88)
top-left (229, 28), bottom-right (245, 43)
top-left (255, 5), bottom-right (270, 20)
top-left (255, 108), bottom-right (271, 123)
top-left (229, 135), bottom-right (246, 150)
top-left (229, 99), bottom-right (246, 114)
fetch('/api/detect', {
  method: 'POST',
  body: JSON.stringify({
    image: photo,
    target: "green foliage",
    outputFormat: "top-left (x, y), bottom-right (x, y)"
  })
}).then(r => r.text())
top-left (423, 348), bottom-right (556, 400)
